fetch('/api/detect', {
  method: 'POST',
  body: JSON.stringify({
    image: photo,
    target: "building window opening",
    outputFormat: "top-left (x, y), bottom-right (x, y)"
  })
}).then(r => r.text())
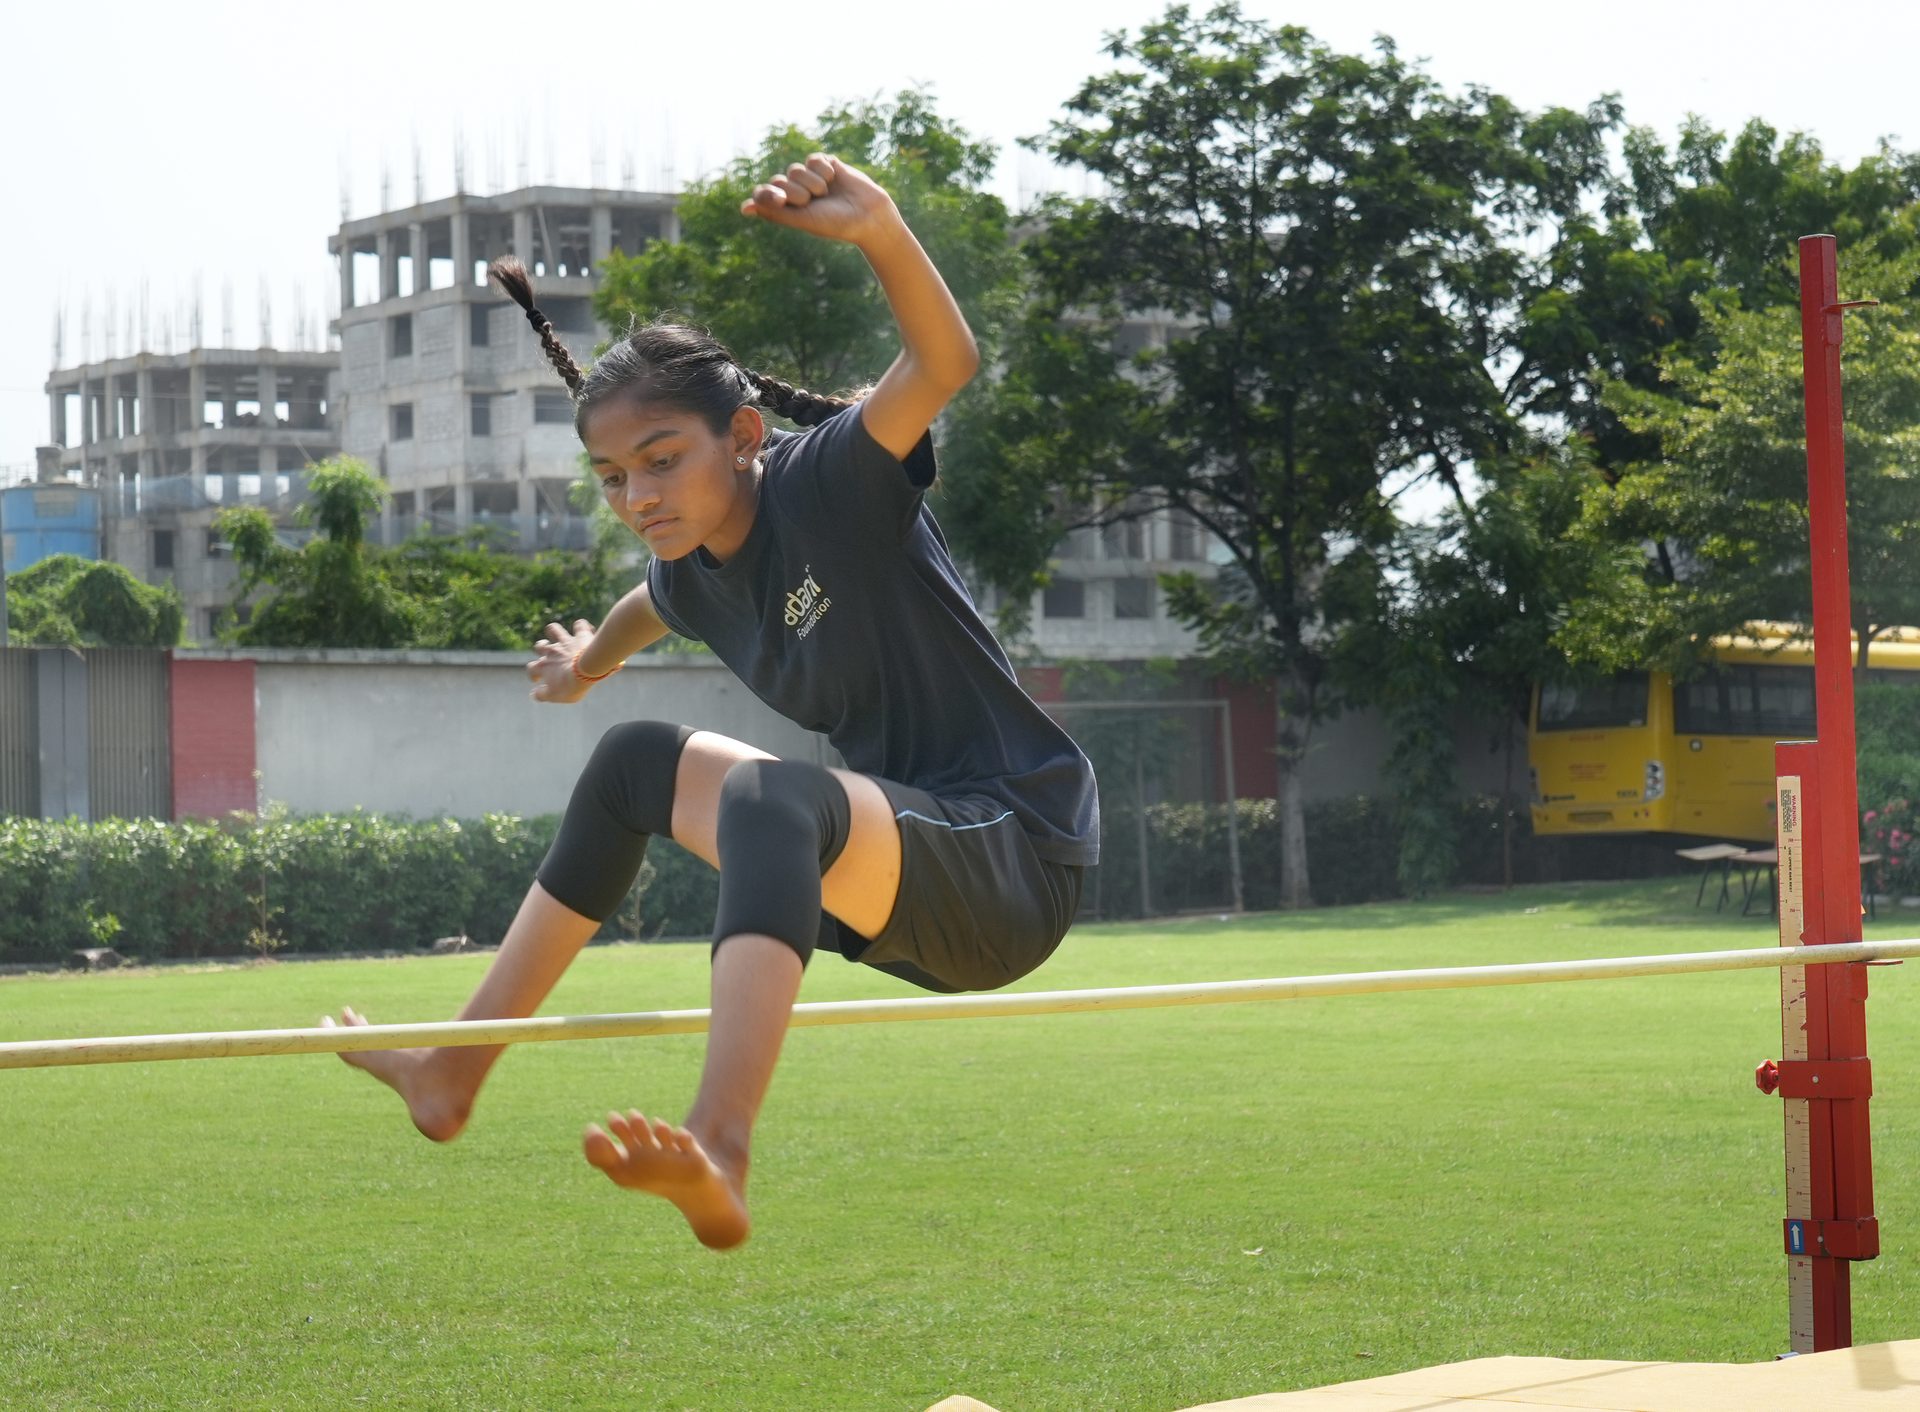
top-left (391, 403), bottom-right (414, 441)
top-left (351, 250), bottom-right (381, 307)
top-left (470, 303), bottom-right (492, 347)
top-left (533, 391), bottom-right (573, 424)
top-left (470, 394), bottom-right (492, 437)
top-left (203, 399), bottom-right (224, 430)
top-left (233, 399), bottom-right (261, 427)
top-left (542, 297), bottom-right (593, 333)
top-left (396, 254), bottom-right (415, 299)
top-left (390, 314), bottom-right (413, 357)
top-left (1042, 578), bottom-right (1086, 619)
top-left (60, 392), bottom-right (80, 447)
top-left (152, 529), bottom-right (175, 569)
top-left (274, 399), bottom-right (290, 423)
top-left (1114, 577), bottom-right (1155, 620)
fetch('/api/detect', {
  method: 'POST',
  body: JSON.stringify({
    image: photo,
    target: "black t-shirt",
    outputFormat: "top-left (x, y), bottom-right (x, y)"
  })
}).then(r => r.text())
top-left (648, 405), bottom-right (1100, 865)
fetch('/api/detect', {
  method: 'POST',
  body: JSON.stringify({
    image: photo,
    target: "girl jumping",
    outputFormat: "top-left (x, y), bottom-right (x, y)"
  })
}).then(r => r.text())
top-left (327, 154), bottom-right (1099, 1249)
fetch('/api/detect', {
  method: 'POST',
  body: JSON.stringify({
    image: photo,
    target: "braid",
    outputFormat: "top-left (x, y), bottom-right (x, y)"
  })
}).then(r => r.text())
top-left (740, 368), bottom-right (855, 428)
top-left (488, 256), bottom-right (586, 397)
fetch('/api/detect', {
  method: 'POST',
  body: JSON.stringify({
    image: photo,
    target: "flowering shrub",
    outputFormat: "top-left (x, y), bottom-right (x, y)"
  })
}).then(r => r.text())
top-left (1863, 797), bottom-right (1920, 897)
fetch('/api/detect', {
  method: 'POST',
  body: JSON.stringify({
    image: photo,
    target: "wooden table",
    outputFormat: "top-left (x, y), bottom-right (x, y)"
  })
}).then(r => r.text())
top-left (1734, 848), bottom-right (1883, 919)
top-left (1676, 843), bottom-right (1750, 912)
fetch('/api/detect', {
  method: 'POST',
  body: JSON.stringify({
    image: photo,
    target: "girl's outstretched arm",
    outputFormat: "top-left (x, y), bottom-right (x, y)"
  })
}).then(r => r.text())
top-left (740, 154), bottom-right (979, 459)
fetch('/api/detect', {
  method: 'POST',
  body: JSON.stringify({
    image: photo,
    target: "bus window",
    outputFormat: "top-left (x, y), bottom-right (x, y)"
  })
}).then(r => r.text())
top-left (1537, 672), bottom-right (1650, 730)
top-left (1673, 665), bottom-right (1816, 736)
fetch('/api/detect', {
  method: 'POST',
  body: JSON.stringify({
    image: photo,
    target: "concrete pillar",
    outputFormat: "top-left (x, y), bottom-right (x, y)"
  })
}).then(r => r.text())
top-left (136, 366), bottom-right (156, 443)
top-left (339, 242), bottom-right (355, 313)
top-left (513, 209), bottom-right (534, 268)
top-left (455, 481), bottom-right (472, 534)
top-left (450, 209), bottom-right (471, 286)
top-left (377, 229), bottom-right (396, 301)
top-left (258, 363), bottom-right (279, 429)
top-left (517, 475), bottom-right (537, 547)
top-left (49, 387), bottom-right (64, 447)
top-left (409, 222), bottom-right (426, 296)
top-left (187, 362), bottom-right (208, 478)
top-left (661, 207), bottom-right (681, 244)
top-left (590, 206), bottom-right (612, 267)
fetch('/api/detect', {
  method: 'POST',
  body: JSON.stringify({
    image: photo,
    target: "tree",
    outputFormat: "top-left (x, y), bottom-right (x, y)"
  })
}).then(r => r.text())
top-left (3, 554), bottom-right (183, 646)
top-left (954, 3), bottom-right (1620, 907)
top-left (1560, 243), bottom-right (1920, 678)
top-left (1336, 447), bottom-right (1605, 891)
top-left (1507, 121), bottom-right (1920, 480)
top-left (593, 90), bottom-right (1020, 394)
top-left (216, 456), bottom-right (619, 650)
top-left (218, 458), bottom-right (414, 648)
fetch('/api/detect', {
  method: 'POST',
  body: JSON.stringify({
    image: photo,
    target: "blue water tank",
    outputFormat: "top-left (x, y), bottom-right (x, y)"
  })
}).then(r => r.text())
top-left (2, 484), bottom-right (102, 574)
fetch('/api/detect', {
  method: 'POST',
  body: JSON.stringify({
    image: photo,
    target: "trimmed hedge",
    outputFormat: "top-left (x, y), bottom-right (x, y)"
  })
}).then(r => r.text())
top-left (0, 812), bottom-right (722, 965)
top-left (1084, 794), bottom-right (1684, 918)
top-left (2, 795), bottom-right (1697, 962)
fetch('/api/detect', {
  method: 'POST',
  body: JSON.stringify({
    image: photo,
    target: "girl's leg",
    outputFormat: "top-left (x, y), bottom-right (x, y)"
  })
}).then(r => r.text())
top-left (332, 725), bottom-right (903, 1248)
top-left (579, 731), bottom-right (903, 1247)
top-left (326, 882), bottom-right (600, 1141)
top-left (327, 720), bottom-right (695, 1140)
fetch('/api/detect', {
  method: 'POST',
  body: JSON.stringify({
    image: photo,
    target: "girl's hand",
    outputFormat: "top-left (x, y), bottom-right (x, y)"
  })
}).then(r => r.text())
top-left (527, 620), bottom-right (597, 704)
top-left (739, 154), bottom-right (901, 248)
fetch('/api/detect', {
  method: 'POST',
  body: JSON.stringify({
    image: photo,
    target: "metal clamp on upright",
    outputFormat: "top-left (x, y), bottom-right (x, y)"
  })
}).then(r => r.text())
top-left (1754, 1057), bottom-right (1873, 1099)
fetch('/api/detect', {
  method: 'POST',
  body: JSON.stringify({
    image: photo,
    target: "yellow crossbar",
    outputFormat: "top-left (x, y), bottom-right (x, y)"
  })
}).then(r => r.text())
top-left (2, 939), bottom-right (1917, 1072)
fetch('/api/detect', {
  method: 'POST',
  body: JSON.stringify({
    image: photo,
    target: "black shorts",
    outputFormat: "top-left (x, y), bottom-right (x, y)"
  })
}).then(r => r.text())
top-left (818, 779), bottom-right (1084, 994)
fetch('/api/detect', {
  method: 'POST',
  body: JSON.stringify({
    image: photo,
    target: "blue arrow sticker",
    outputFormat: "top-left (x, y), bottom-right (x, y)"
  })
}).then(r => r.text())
top-left (1788, 1220), bottom-right (1806, 1254)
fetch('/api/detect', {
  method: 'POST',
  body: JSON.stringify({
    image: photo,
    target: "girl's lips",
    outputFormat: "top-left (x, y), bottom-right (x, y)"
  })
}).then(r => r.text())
top-left (640, 516), bottom-right (675, 534)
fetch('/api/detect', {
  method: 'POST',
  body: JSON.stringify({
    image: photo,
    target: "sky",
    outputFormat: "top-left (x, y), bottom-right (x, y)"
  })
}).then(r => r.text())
top-left (5, 0), bottom-right (1917, 474)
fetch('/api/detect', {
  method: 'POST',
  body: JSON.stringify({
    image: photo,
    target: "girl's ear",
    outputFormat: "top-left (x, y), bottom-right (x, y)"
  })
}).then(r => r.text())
top-left (729, 404), bottom-right (767, 462)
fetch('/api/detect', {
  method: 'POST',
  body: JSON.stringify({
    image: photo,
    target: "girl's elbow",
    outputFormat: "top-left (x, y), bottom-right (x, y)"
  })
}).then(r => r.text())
top-left (944, 335), bottom-right (982, 390)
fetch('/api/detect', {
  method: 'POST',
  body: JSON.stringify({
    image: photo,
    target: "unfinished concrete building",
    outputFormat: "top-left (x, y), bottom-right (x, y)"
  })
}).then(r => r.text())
top-left (40, 349), bottom-right (341, 639)
top-left (330, 186), bottom-right (679, 549)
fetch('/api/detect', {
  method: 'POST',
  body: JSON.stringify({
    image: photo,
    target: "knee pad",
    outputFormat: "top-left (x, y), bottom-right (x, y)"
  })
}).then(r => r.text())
top-left (536, 720), bottom-right (695, 921)
top-left (711, 758), bottom-right (852, 964)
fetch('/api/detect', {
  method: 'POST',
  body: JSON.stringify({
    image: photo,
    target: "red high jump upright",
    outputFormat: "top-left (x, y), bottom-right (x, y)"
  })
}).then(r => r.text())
top-left (1759, 234), bottom-right (1878, 1354)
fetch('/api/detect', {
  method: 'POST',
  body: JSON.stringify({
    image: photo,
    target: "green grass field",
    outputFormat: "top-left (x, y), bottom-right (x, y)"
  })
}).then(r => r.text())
top-left (3, 878), bottom-right (1917, 1412)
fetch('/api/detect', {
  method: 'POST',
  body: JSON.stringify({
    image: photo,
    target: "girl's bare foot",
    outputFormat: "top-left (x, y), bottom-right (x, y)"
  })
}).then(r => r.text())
top-left (323, 1006), bottom-right (473, 1143)
top-left (582, 1109), bottom-right (751, 1250)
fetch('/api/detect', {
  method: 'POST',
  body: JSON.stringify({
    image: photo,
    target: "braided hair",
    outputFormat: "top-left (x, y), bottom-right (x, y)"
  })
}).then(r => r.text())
top-left (487, 256), bottom-right (853, 436)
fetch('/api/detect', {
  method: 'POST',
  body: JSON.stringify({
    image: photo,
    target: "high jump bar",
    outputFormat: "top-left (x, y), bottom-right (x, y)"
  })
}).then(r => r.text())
top-left (2, 939), bottom-right (1917, 1071)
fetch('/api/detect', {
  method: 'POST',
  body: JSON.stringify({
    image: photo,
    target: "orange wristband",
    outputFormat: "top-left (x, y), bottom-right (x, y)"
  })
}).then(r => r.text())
top-left (570, 652), bottom-right (623, 683)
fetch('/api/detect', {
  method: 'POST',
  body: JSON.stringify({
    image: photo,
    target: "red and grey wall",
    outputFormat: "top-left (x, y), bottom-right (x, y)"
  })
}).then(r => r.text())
top-left (0, 647), bottom-right (257, 821)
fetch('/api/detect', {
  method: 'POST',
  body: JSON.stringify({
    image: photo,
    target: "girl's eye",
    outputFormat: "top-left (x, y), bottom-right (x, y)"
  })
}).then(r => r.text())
top-left (652, 455), bottom-right (677, 471)
top-left (600, 472), bottom-right (624, 489)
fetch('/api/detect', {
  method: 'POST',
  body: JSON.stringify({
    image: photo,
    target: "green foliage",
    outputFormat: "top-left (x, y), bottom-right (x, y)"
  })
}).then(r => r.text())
top-left (960, 4), bottom-right (1623, 905)
top-left (216, 455), bottom-right (620, 650)
top-left (1564, 245), bottom-right (1920, 674)
top-left (1859, 683), bottom-right (1920, 894)
top-left (218, 457), bottom-right (414, 647)
top-left (383, 530), bottom-right (622, 650)
top-left (4, 553), bottom-right (184, 646)
top-left (0, 813), bottom-right (721, 964)
top-left (1514, 122), bottom-right (1920, 476)
top-left (593, 88), bottom-right (1019, 394)
top-left (1085, 794), bottom-right (1550, 916)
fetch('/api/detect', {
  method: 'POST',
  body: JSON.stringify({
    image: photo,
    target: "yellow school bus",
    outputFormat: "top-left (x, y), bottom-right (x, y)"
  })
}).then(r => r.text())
top-left (1529, 625), bottom-right (1920, 843)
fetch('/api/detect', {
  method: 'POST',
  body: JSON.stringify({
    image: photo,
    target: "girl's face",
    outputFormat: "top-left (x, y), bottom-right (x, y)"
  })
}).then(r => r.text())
top-left (582, 398), bottom-right (765, 564)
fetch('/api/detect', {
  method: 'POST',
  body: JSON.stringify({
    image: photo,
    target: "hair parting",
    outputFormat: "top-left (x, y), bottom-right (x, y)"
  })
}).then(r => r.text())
top-left (488, 256), bottom-right (854, 434)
